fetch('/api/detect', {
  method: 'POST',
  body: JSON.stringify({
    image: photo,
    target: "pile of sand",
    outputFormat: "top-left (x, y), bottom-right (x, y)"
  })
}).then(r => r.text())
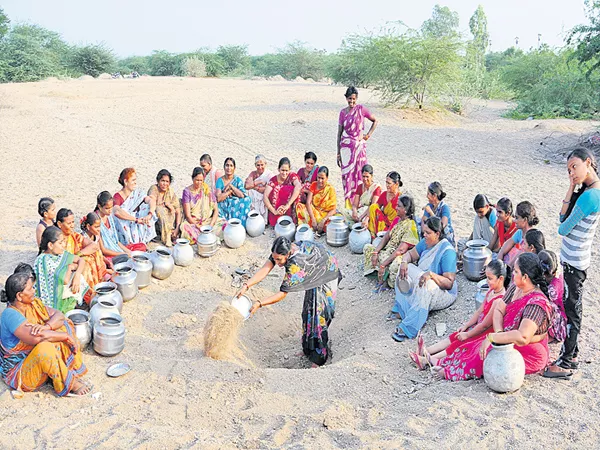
top-left (294, 76), bottom-right (305, 83)
top-left (78, 75), bottom-right (94, 81)
top-left (268, 75), bottom-right (285, 82)
top-left (203, 301), bottom-right (244, 360)
top-left (98, 73), bottom-right (112, 80)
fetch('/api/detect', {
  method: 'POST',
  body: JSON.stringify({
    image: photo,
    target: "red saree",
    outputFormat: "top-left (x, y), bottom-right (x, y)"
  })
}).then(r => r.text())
top-left (267, 173), bottom-right (300, 227)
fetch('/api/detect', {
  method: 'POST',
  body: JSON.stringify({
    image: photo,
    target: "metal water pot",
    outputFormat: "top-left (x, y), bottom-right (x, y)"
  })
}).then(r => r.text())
top-left (275, 216), bottom-right (296, 241)
top-left (90, 282), bottom-right (123, 313)
top-left (326, 216), bottom-right (349, 247)
top-left (130, 251), bottom-right (152, 289)
top-left (65, 310), bottom-right (92, 348)
top-left (246, 210), bottom-right (265, 237)
top-left (349, 223), bottom-right (372, 254)
top-left (475, 279), bottom-right (488, 310)
top-left (150, 246), bottom-right (175, 280)
top-left (197, 225), bottom-right (218, 257)
top-left (223, 218), bottom-right (246, 249)
top-left (295, 224), bottom-right (314, 242)
top-left (463, 239), bottom-right (492, 281)
top-left (112, 263), bottom-right (138, 302)
top-left (93, 314), bottom-right (126, 357)
top-left (89, 297), bottom-right (121, 328)
top-left (172, 238), bottom-right (195, 267)
top-left (483, 343), bottom-right (525, 393)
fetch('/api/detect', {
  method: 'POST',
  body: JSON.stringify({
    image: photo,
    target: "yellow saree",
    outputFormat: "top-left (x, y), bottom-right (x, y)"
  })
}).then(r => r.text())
top-left (297, 182), bottom-right (337, 228)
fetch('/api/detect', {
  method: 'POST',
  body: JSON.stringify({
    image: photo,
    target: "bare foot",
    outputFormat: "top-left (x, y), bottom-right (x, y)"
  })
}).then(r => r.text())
top-left (430, 366), bottom-right (445, 380)
top-left (68, 379), bottom-right (91, 396)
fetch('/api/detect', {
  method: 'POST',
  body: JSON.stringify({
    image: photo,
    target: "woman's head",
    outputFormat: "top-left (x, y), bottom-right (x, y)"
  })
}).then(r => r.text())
top-left (96, 191), bottom-right (114, 216)
top-left (304, 152), bottom-right (317, 171)
top-left (38, 197), bottom-right (56, 220)
top-left (423, 216), bottom-right (445, 246)
top-left (39, 226), bottom-right (65, 255)
top-left (567, 147), bottom-right (598, 185)
top-left (255, 155), bottom-right (267, 174)
top-left (1, 272), bottom-right (35, 305)
top-left (200, 154), bottom-right (213, 173)
top-left (496, 197), bottom-right (513, 223)
top-left (345, 86), bottom-right (358, 106)
top-left (385, 171), bottom-right (402, 193)
top-left (316, 166), bottom-right (329, 187)
top-left (118, 168), bottom-right (136, 189)
top-left (271, 236), bottom-right (292, 266)
top-left (427, 182), bottom-right (446, 203)
top-left (538, 250), bottom-right (559, 280)
top-left (524, 229), bottom-right (545, 254)
top-left (223, 157), bottom-right (236, 175)
top-left (515, 201), bottom-right (539, 229)
top-left (361, 164), bottom-right (374, 186)
top-left (278, 157), bottom-right (291, 179)
top-left (397, 195), bottom-right (415, 220)
top-left (514, 253), bottom-right (549, 298)
top-left (473, 194), bottom-right (492, 219)
top-left (14, 263), bottom-right (36, 282)
top-left (192, 167), bottom-right (205, 188)
top-left (485, 259), bottom-right (510, 290)
top-left (156, 169), bottom-right (173, 192)
top-left (55, 208), bottom-right (75, 235)
top-left (81, 212), bottom-right (101, 236)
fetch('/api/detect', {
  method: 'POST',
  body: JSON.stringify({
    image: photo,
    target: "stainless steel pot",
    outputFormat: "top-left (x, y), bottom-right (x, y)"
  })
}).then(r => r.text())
top-left (463, 239), bottom-right (492, 281)
top-left (197, 225), bottom-right (218, 257)
top-left (275, 215), bottom-right (296, 241)
top-left (89, 297), bottom-right (121, 328)
top-left (90, 282), bottom-right (123, 313)
top-left (130, 251), bottom-right (152, 289)
top-left (65, 310), bottom-right (92, 348)
top-left (93, 314), bottom-right (126, 357)
top-left (326, 216), bottom-right (349, 247)
top-left (150, 246), bottom-right (175, 280)
top-left (112, 263), bottom-right (138, 302)
top-left (173, 238), bottom-right (195, 267)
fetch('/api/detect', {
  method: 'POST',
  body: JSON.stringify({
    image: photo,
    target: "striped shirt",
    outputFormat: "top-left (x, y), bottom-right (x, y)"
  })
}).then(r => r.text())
top-left (559, 188), bottom-right (600, 271)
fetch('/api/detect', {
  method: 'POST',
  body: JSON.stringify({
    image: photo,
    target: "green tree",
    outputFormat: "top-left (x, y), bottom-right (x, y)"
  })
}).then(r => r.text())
top-left (0, 7), bottom-right (10, 40)
top-left (216, 45), bottom-right (250, 75)
top-left (70, 44), bottom-right (115, 77)
top-left (277, 41), bottom-right (326, 80)
top-left (117, 55), bottom-right (150, 74)
top-left (421, 4), bottom-right (460, 38)
top-left (568, 0), bottom-right (600, 75)
top-left (148, 50), bottom-right (182, 76)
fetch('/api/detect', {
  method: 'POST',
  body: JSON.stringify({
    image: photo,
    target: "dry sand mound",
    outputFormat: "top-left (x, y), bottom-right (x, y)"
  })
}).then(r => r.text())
top-left (78, 75), bottom-right (94, 81)
top-left (268, 74), bottom-right (285, 82)
top-left (98, 73), bottom-right (112, 80)
top-left (294, 76), bottom-right (305, 82)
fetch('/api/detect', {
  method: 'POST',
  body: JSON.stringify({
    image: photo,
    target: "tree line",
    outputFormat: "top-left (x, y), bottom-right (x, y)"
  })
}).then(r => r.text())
top-left (2, 2), bottom-right (600, 119)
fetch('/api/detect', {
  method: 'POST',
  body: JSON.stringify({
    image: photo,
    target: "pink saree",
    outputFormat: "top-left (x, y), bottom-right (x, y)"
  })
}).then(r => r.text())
top-left (339, 105), bottom-right (373, 202)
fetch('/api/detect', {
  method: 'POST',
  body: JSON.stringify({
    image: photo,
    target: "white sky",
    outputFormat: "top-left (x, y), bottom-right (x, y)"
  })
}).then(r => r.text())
top-left (1, 0), bottom-right (588, 57)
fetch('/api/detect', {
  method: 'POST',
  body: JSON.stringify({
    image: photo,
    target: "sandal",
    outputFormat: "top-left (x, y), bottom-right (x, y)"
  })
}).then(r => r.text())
top-left (392, 325), bottom-right (408, 342)
top-left (386, 311), bottom-right (400, 321)
top-left (542, 367), bottom-right (573, 380)
top-left (409, 351), bottom-right (427, 370)
top-left (417, 332), bottom-right (425, 357)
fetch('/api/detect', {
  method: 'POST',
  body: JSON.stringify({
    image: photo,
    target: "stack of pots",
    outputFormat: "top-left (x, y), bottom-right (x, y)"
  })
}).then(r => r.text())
top-left (90, 282), bottom-right (123, 313)
top-left (327, 216), bottom-right (349, 247)
top-left (89, 297), bottom-right (126, 357)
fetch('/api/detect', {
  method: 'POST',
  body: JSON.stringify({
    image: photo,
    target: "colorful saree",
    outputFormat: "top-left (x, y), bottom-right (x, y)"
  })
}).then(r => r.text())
top-left (113, 189), bottom-right (157, 245)
top-left (363, 218), bottom-right (419, 286)
top-left (0, 299), bottom-right (87, 396)
top-left (296, 182), bottom-right (337, 229)
top-left (65, 232), bottom-right (105, 301)
top-left (297, 165), bottom-right (319, 203)
top-left (273, 241), bottom-right (341, 366)
top-left (339, 105), bottom-right (373, 202)
top-left (34, 252), bottom-right (90, 313)
top-left (247, 169), bottom-right (274, 222)
top-left (438, 291), bottom-right (552, 381)
top-left (267, 173), bottom-right (301, 227)
top-left (180, 184), bottom-right (223, 243)
top-left (216, 176), bottom-right (252, 227)
top-left (342, 182), bottom-right (382, 227)
top-left (548, 272), bottom-right (566, 342)
top-left (148, 184), bottom-right (181, 247)
top-left (99, 214), bottom-right (146, 257)
top-left (368, 192), bottom-right (400, 237)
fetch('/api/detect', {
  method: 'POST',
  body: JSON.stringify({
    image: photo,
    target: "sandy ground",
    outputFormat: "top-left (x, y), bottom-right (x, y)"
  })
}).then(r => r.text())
top-left (1, 77), bottom-right (600, 449)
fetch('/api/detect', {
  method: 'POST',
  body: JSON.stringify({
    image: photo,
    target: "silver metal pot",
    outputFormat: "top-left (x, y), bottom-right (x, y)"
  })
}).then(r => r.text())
top-left (197, 225), bottom-right (218, 257)
top-left (475, 279), bottom-right (488, 310)
top-left (275, 215), bottom-right (296, 241)
top-left (150, 246), bottom-right (175, 280)
top-left (112, 263), bottom-right (138, 302)
top-left (93, 314), bottom-right (126, 357)
top-left (89, 297), bottom-right (121, 328)
top-left (463, 239), bottom-right (492, 281)
top-left (295, 224), bottom-right (314, 242)
top-left (130, 251), bottom-right (152, 289)
top-left (65, 310), bottom-right (92, 348)
top-left (90, 282), bottom-right (123, 313)
top-left (326, 216), bottom-right (349, 247)
top-left (173, 238), bottom-right (195, 267)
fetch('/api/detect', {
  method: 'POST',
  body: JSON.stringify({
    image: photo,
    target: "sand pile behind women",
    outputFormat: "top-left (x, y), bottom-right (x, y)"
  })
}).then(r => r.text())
top-left (204, 301), bottom-right (245, 361)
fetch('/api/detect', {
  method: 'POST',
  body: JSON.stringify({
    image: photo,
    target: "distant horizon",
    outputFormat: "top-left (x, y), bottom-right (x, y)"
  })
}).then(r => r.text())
top-left (1, 1), bottom-right (588, 58)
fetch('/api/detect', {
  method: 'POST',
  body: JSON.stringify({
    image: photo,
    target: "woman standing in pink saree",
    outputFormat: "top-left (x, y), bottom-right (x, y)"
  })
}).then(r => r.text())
top-left (337, 87), bottom-right (378, 207)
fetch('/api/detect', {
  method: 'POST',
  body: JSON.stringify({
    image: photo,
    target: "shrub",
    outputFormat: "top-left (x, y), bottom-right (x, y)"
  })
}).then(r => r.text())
top-left (70, 43), bottom-right (115, 77)
top-left (183, 56), bottom-right (207, 77)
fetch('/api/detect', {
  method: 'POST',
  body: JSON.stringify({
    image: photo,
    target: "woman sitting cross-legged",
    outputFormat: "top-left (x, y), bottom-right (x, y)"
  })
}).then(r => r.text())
top-left (296, 166), bottom-right (337, 234)
top-left (431, 253), bottom-right (552, 381)
top-left (180, 167), bottom-right (223, 243)
top-left (410, 259), bottom-right (510, 369)
top-left (0, 269), bottom-right (90, 397)
top-left (390, 217), bottom-right (458, 342)
top-left (148, 169), bottom-right (182, 247)
top-left (342, 164), bottom-right (382, 228)
top-left (497, 200), bottom-right (539, 266)
top-left (80, 212), bottom-right (113, 282)
top-left (487, 197), bottom-right (517, 253)
top-left (34, 226), bottom-right (89, 313)
top-left (112, 167), bottom-right (157, 245)
top-left (458, 194), bottom-right (496, 254)
top-left (363, 195), bottom-right (419, 291)
top-left (421, 181), bottom-right (455, 248)
top-left (245, 154), bottom-right (274, 222)
top-left (367, 171), bottom-right (403, 237)
top-left (215, 157), bottom-right (252, 227)
top-left (297, 151), bottom-right (319, 204)
top-left (264, 157), bottom-right (302, 227)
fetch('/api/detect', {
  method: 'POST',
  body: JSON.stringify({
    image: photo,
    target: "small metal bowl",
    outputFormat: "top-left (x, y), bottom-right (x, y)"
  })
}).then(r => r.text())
top-left (106, 362), bottom-right (131, 378)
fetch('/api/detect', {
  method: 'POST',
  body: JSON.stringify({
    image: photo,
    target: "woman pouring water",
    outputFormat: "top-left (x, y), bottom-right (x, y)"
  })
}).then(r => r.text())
top-left (235, 237), bottom-right (341, 366)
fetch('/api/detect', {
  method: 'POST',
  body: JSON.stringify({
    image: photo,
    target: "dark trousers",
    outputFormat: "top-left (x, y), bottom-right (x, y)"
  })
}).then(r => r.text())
top-left (558, 262), bottom-right (587, 369)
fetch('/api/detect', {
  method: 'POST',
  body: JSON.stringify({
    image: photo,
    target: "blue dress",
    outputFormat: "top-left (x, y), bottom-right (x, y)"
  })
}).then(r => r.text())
top-left (216, 176), bottom-right (252, 227)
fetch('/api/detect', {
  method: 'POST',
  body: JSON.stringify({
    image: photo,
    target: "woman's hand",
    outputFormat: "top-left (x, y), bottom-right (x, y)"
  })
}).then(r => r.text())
top-left (317, 220), bottom-right (325, 233)
top-left (371, 254), bottom-right (379, 267)
top-left (457, 332), bottom-right (469, 341)
top-left (25, 323), bottom-right (50, 335)
top-left (63, 333), bottom-right (76, 348)
top-left (235, 283), bottom-right (248, 299)
top-left (351, 209), bottom-right (359, 221)
top-left (479, 338), bottom-right (492, 359)
top-left (250, 301), bottom-right (261, 316)
top-left (336, 153), bottom-right (341, 168)
top-left (423, 205), bottom-right (433, 216)
top-left (70, 276), bottom-right (81, 294)
top-left (399, 262), bottom-right (408, 279)
top-left (276, 204), bottom-right (288, 215)
top-left (457, 324), bottom-right (467, 333)
top-left (361, 217), bottom-right (369, 228)
top-left (418, 271), bottom-right (433, 287)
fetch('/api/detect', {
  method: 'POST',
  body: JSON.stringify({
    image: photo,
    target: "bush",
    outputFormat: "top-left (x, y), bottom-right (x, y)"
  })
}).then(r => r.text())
top-left (183, 56), bottom-right (207, 77)
top-left (70, 44), bottom-right (115, 77)
top-left (117, 56), bottom-right (149, 74)
top-left (148, 50), bottom-right (183, 76)
top-left (216, 45), bottom-right (250, 75)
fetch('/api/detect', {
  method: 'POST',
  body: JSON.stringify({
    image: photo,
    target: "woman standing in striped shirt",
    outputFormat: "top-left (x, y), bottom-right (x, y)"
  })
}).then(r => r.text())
top-left (545, 148), bottom-right (600, 379)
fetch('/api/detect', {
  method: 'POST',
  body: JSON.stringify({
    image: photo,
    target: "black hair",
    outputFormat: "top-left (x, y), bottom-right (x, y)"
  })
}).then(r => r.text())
top-left (317, 166), bottom-right (329, 177)
top-left (398, 195), bottom-right (415, 220)
top-left (14, 263), bottom-right (36, 282)
top-left (345, 86), bottom-right (358, 98)
top-left (200, 154), bottom-right (213, 164)
top-left (304, 152), bottom-right (318, 163)
top-left (525, 229), bottom-right (545, 254)
top-left (156, 169), bottom-right (173, 183)
top-left (39, 226), bottom-right (63, 255)
top-left (496, 197), bottom-right (513, 216)
top-left (516, 201), bottom-right (539, 226)
top-left (361, 164), bottom-right (374, 175)
top-left (271, 236), bottom-right (292, 255)
top-left (224, 157), bottom-right (236, 169)
top-left (386, 171), bottom-right (403, 187)
top-left (192, 166), bottom-right (204, 179)
top-left (424, 216), bottom-right (445, 240)
top-left (278, 157), bottom-right (291, 169)
top-left (118, 167), bottom-right (136, 187)
top-left (1, 272), bottom-right (31, 304)
top-left (486, 259), bottom-right (511, 288)
top-left (428, 182), bottom-right (446, 201)
top-left (538, 250), bottom-right (558, 278)
top-left (81, 212), bottom-right (100, 233)
top-left (38, 197), bottom-right (55, 217)
top-left (564, 147), bottom-right (599, 218)
top-left (97, 191), bottom-right (113, 209)
top-left (55, 208), bottom-right (73, 225)
top-left (515, 253), bottom-right (549, 299)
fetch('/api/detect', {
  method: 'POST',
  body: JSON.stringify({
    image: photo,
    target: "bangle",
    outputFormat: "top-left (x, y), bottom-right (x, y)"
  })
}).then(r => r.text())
top-left (487, 333), bottom-right (494, 344)
top-left (373, 251), bottom-right (378, 255)
top-left (563, 199), bottom-right (571, 204)
top-left (243, 282), bottom-right (249, 289)
top-left (258, 300), bottom-right (263, 308)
